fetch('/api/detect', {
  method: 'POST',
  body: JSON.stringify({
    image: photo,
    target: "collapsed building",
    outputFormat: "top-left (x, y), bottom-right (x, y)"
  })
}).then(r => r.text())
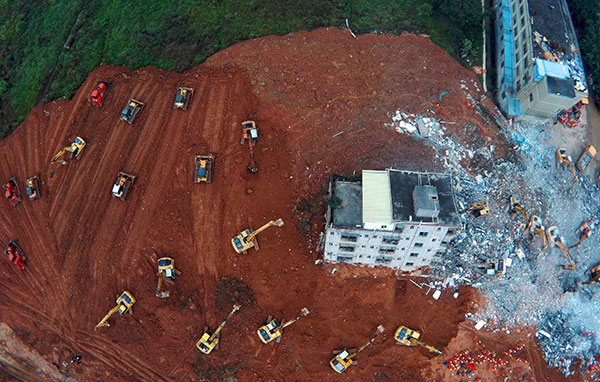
top-left (494, 0), bottom-right (587, 122)
top-left (323, 169), bottom-right (462, 271)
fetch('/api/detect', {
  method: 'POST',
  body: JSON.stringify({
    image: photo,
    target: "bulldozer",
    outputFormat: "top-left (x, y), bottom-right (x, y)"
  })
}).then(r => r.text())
top-left (194, 156), bottom-right (214, 183)
top-left (25, 176), bottom-right (41, 201)
top-left (89, 81), bottom-right (112, 105)
top-left (257, 307), bottom-right (309, 344)
top-left (95, 291), bottom-right (136, 329)
top-left (556, 148), bottom-right (578, 183)
top-left (155, 257), bottom-right (178, 298)
top-left (196, 304), bottom-right (240, 355)
top-left (546, 226), bottom-right (575, 270)
top-left (241, 120), bottom-right (258, 173)
top-left (583, 264), bottom-right (600, 285)
top-left (50, 136), bottom-right (86, 165)
top-left (173, 87), bottom-right (193, 110)
top-left (231, 218), bottom-right (284, 254)
top-left (120, 99), bottom-right (144, 124)
top-left (111, 172), bottom-right (135, 200)
top-left (570, 220), bottom-right (592, 249)
top-left (330, 325), bottom-right (385, 374)
top-left (394, 325), bottom-right (442, 354)
top-left (3, 178), bottom-right (21, 207)
top-left (459, 201), bottom-right (490, 217)
top-left (576, 145), bottom-right (597, 172)
top-left (5, 240), bottom-right (26, 270)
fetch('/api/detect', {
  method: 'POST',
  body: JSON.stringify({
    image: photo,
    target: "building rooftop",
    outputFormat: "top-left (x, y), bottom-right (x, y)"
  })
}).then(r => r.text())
top-left (529, 0), bottom-right (575, 61)
top-left (331, 180), bottom-right (362, 228)
top-left (388, 170), bottom-right (461, 226)
top-left (546, 76), bottom-right (575, 98)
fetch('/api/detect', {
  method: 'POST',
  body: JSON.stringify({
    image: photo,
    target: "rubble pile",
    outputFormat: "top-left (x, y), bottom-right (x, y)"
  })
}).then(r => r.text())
top-left (389, 103), bottom-right (600, 376)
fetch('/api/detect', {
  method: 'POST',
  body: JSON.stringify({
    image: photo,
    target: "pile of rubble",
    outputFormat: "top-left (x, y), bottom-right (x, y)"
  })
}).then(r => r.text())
top-left (388, 101), bottom-right (600, 376)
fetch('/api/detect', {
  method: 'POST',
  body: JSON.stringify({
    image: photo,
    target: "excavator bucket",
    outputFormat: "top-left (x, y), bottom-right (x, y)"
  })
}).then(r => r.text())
top-left (120, 99), bottom-right (144, 124)
top-left (111, 172), bottom-right (136, 200)
top-left (173, 87), bottom-right (193, 110)
top-left (194, 156), bottom-right (214, 183)
top-left (25, 176), bottom-right (41, 200)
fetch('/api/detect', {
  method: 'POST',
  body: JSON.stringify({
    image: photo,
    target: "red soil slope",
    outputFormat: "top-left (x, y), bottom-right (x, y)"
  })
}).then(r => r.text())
top-left (0, 27), bottom-right (568, 381)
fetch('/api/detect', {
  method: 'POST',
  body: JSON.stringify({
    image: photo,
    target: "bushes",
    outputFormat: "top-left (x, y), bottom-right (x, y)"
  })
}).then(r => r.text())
top-left (0, 0), bottom-right (485, 137)
top-left (568, 0), bottom-right (600, 96)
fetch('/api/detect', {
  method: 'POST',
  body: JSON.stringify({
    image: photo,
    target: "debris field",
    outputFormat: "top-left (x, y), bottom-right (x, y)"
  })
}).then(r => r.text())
top-left (0, 27), bottom-right (593, 381)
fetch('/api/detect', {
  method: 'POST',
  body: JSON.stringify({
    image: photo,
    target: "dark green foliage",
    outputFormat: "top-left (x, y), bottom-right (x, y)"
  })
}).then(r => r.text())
top-left (568, 0), bottom-right (600, 97)
top-left (0, 0), bottom-right (484, 137)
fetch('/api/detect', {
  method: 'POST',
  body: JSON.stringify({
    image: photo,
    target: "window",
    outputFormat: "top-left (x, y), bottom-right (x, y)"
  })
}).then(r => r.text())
top-left (401, 248), bottom-right (406, 251)
top-left (405, 262), bottom-right (414, 266)
top-left (502, 91), bottom-right (506, 99)
top-left (339, 245), bottom-right (355, 252)
top-left (516, 80), bottom-right (521, 92)
top-left (515, 52), bottom-right (519, 62)
top-left (516, 65), bottom-right (519, 77)
top-left (529, 93), bottom-right (533, 102)
top-left (337, 255), bottom-right (353, 263)
top-left (379, 246), bottom-right (396, 254)
top-left (418, 232), bottom-right (429, 237)
top-left (436, 227), bottom-right (441, 231)
top-left (432, 238), bottom-right (437, 242)
top-left (341, 232), bottom-right (358, 242)
top-left (375, 257), bottom-right (393, 264)
top-left (383, 235), bottom-right (400, 245)
top-left (410, 253), bottom-right (419, 258)
top-left (414, 243), bottom-right (424, 248)
top-left (447, 230), bottom-right (455, 235)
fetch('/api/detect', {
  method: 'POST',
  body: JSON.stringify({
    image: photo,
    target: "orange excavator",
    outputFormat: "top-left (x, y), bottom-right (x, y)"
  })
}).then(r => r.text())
top-left (241, 120), bottom-right (258, 173)
top-left (556, 149), bottom-right (578, 184)
top-left (546, 226), bottom-right (575, 270)
top-left (528, 216), bottom-right (547, 256)
top-left (570, 220), bottom-right (592, 249)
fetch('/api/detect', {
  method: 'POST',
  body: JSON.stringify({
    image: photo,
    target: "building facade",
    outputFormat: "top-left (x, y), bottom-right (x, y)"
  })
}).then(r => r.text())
top-left (323, 170), bottom-right (462, 271)
top-left (494, 0), bottom-right (587, 123)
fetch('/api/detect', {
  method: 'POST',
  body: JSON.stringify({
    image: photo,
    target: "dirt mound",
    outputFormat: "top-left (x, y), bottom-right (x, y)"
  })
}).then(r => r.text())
top-left (0, 27), bottom-right (563, 381)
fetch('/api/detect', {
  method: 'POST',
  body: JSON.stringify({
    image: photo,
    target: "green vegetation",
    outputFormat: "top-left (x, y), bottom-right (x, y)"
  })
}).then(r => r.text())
top-left (568, 0), bottom-right (600, 96)
top-left (0, 0), bottom-right (484, 137)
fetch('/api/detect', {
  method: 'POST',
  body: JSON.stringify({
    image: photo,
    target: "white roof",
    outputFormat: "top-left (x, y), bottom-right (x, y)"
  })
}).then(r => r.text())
top-left (362, 170), bottom-right (392, 224)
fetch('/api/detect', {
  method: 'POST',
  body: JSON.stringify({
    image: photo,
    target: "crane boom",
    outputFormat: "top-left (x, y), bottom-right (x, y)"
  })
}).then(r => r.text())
top-left (209, 304), bottom-right (240, 342)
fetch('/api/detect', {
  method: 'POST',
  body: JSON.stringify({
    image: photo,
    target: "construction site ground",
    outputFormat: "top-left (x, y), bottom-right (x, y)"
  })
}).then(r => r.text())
top-left (0, 27), bottom-right (588, 381)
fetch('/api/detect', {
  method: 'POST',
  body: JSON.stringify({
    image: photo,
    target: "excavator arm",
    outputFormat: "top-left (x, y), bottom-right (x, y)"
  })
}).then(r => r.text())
top-left (50, 147), bottom-right (70, 165)
top-left (280, 308), bottom-right (310, 330)
top-left (556, 241), bottom-right (575, 270)
top-left (209, 304), bottom-right (240, 342)
top-left (246, 219), bottom-right (284, 242)
top-left (95, 305), bottom-right (120, 329)
top-left (355, 325), bottom-right (385, 355)
top-left (410, 338), bottom-right (442, 355)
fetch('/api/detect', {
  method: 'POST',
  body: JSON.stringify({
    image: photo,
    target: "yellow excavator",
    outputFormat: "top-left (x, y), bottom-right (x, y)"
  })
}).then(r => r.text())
top-left (231, 218), bottom-right (284, 254)
top-left (556, 148), bottom-right (578, 184)
top-left (528, 215), bottom-right (548, 255)
top-left (394, 326), bottom-right (442, 354)
top-left (330, 325), bottom-right (385, 374)
top-left (95, 291), bottom-right (136, 329)
top-left (50, 137), bottom-right (86, 165)
top-left (459, 201), bottom-right (490, 217)
top-left (196, 304), bottom-right (240, 355)
top-left (257, 307), bottom-right (309, 344)
top-left (156, 257), bottom-right (178, 298)
top-left (509, 196), bottom-right (529, 233)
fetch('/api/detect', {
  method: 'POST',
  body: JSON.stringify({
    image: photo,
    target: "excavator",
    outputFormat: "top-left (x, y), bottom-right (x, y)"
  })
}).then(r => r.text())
top-left (155, 257), bottom-right (178, 298)
top-left (394, 325), bottom-right (442, 354)
top-left (3, 178), bottom-right (21, 206)
top-left (111, 172), bottom-right (135, 200)
top-left (459, 201), bottom-right (489, 217)
top-left (570, 219), bottom-right (592, 249)
top-left (546, 226), bottom-right (575, 270)
top-left (583, 264), bottom-right (600, 285)
top-left (173, 87), bottom-right (193, 109)
top-left (509, 196), bottom-right (529, 233)
top-left (241, 120), bottom-right (258, 173)
top-left (95, 291), bottom-right (136, 329)
top-left (120, 99), bottom-right (144, 124)
top-left (194, 155), bottom-right (214, 183)
top-left (231, 218), bottom-right (284, 254)
top-left (89, 81), bottom-right (111, 105)
top-left (330, 325), bottom-right (385, 374)
top-left (50, 136), bottom-right (86, 165)
top-left (257, 307), bottom-right (309, 344)
top-left (196, 304), bottom-right (241, 355)
top-left (528, 215), bottom-right (548, 255)
top-left (25, 176), bottom-right (41, 200)
top-left (556, 148), bottom-right (578, 184)
top-left (5, 240), bottom-right (26, 270)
